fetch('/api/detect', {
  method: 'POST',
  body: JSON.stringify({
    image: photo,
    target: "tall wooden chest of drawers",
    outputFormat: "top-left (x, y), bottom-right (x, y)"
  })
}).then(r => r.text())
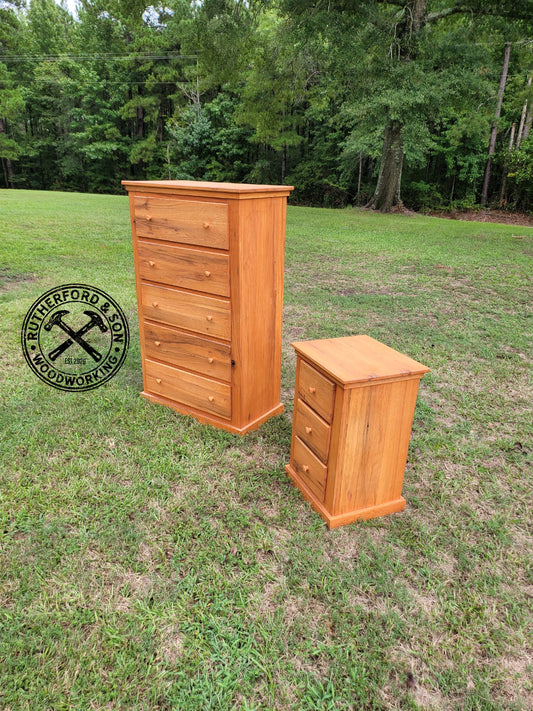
top-left (122, 180), bottom-right (293, 434)
top-left (285, 336), bottom-right (429, 528)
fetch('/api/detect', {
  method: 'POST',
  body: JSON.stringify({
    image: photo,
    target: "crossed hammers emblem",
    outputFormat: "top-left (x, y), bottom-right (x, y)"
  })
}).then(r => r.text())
top-left (44, 309), bottom-right (108, 362)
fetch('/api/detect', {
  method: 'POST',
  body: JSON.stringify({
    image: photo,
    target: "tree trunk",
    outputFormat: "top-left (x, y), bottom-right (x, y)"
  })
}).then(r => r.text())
top-left (481, 41), bottom-right (511, 205)
top-left (0, 118), bottom-right (15, 188)
top-left (449, 174), bottom-right (456, 205)
top-left (516, 76), bottom-right (531, 149)
top-left (1, 157), bottom-right (8, 188)
top-left (166, 142), bottom-right (172, 180)
top-left (357, 151), bottom-right (362, 202)
top-left (523, 110), bottom-right (532, 142)
top-left (366, 119), bottom-right (404, 212)
top-left (137, 104), bottom-right (144, 139)
top-left (499, 122), bottom-right (515, 207)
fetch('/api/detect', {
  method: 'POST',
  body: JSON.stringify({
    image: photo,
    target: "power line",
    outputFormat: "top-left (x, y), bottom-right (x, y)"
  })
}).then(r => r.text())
top-left (0, 53), bottom-right (199, 63)
top-left (0, 79), bottom-right (192, 85)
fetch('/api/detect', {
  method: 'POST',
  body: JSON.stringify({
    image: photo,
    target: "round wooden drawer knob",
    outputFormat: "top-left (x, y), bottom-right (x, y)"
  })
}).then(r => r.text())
top-left (305, 426), bottom-right (312, 434)
top-left (154, 341), bottom-right (160, 347)
top-left (203, 221), bottom-right (210, 229)
top-left (204, 270), bottom-right (211, 277)
top-left (156, 378), bottom-right (162, 384)
top-left (146, 214), bottom-right (152, 221)
top-left (208, 357), bottom-right (214, 364)
top-left (309, 386), bottom-right (316, 394)
top-left (302, 464), bottom-right (310, 473)
top-left (149, 260), bottom-right (155, 267)
top-left (208, 396), bottom-right (215, 402)
top-left (152, 301), bottom-right (158, 308)
top-left (206, 315), bottom-right (213, 321)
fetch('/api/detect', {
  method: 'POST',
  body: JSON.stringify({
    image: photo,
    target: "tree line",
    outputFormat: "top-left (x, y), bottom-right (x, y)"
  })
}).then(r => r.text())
top-left (1, 0), bottom-right (532, 212)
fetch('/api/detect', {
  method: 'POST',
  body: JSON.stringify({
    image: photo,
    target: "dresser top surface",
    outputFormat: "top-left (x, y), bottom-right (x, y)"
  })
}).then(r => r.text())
top-left (122, 180), bottom-right (294, 199)
top-left (292, 335), bottom-right (430, 385)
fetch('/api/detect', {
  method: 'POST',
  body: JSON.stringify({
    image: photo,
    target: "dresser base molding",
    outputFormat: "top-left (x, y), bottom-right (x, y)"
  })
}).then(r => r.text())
top-left (285, 463), bottom-right (406, 528)
top-left (141, 390), bottom-right (283, 434)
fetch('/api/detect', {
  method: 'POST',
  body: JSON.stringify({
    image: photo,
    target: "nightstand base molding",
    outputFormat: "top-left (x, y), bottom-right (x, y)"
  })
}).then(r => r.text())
top-left (286, 464), bottom-right (406, 528)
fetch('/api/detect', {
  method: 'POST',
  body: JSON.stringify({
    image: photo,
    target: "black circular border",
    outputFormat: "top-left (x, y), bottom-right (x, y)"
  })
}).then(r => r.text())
top-left (21, 283), bottom-right (130, 392)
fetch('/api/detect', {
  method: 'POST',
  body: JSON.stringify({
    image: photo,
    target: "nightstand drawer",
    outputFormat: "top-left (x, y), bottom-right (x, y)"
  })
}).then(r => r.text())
top-left (141, 283), bottom-right (230, 340)
top-left (134, 196), bottom-right (228, 249)
top-left (143, 321), bottom-right (231, 381)
top-left (294, 398), bottom-right (331, 463)
top-left (292, 436), bottom-right (328, 502)
top-left (138, 240), bottom-right (230, 297)
top-left (298, 360), bottom-right (336, 423)
top-left (145, 359), bottom-right (231, 419)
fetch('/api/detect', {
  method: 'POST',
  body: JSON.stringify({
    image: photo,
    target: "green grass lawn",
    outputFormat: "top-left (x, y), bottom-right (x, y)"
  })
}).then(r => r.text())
top-left (0, 189), bottom-right (531, 710)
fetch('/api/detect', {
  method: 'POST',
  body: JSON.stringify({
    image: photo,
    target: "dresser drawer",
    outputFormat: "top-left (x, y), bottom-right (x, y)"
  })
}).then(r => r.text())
top-left (294, 398), bottom-right (331, 463)
top-left (138, 240), bottom-right (230, 297)
top-left (292, 437), bottom-right (328, 502)
top-left (141, 283), bottom-right (230, 340)
top-left (298, 360), bottom-right (336, 423)
top-left (143, 321), bottom-right (231, 381)
top-left (145, 359), bottom-right (231, 419)
top-left (134, 196), bottom-right (229, 249)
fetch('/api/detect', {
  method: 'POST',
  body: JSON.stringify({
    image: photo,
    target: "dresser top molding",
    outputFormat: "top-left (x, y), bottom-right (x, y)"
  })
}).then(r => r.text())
top-left (122, 180), bottom-right (294, 200)
top-left (291, 335), bottom-right (430, 387)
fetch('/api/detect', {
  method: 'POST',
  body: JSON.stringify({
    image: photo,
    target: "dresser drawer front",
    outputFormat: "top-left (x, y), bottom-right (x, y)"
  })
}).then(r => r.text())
top-left (145, 359), bottom-right (231, 419)
top-left (138, 240), bottom-right (230, 297)
top-left (143, 321), bottom-right (231, 381)
top-left (141, 283), bottom-right (230, 340)
top-left (298, 360), bottom-right (336, 423)
top-left (292, 437), bottom-right (327, 501)
top-left (294, 398), bottom-right (331, 463)
top-left (134, 196), bottom-right (229, 249)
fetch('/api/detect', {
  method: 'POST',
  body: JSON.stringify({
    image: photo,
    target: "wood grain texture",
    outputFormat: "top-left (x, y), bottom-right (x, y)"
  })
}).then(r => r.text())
top-left (123, 180), bottom-right (293, 200)
top-left (293, 398), bottom-right (331, 463)
top-left (141, 283), bottom-right (231, 340)
top-left (143, 321), bottom-right (231, 381)
top-left (124, 180), bottom-right (292, 434)
top-left (284, 465), bottom-right (406, 529)
top-left (145, 359), bottom-right (231, 419)
top-left (292, 335), bottom-right (429, 386)
top-left (286, 336), bottom-right (429, 528)
top-left (133, 195), bottom-right (229, 248)
top-left (298, 360), bottom-right (336, 422)
top-left (291, 436), bottom-right (328, 502)
top-left (138, 240), bottom-right (230, 296)
top-left (326, 378), bottom-right (420, 516)
top-left (229, 196), bottom-right (287, 428)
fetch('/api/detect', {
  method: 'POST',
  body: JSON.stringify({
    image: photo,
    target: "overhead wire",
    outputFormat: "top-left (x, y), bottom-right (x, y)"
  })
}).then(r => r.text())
top-left (0, 53), bottom-right (199, 62)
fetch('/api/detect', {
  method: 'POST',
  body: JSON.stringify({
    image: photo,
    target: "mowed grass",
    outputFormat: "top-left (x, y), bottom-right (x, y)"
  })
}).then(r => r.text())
top-left (0, 189), bottom-right (531, 710)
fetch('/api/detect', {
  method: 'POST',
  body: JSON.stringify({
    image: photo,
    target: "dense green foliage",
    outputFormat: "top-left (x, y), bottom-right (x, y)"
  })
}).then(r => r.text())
top-left (1, 0), bottom-right (532, 211)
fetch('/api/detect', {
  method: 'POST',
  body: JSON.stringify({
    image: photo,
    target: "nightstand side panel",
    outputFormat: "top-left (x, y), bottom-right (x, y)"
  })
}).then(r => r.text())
top-left (330, 377), bottom-right (422, 516)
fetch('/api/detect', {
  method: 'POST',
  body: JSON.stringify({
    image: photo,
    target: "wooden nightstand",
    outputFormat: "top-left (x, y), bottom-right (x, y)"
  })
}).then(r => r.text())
top-left (285, 335), bottom-right (430, 528)
top-left (123, 180), bottom-right (293, 434)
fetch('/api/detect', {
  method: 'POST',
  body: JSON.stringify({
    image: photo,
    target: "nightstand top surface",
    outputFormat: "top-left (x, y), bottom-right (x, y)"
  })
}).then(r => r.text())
top-left (291, 335), bottom-right (429, 385)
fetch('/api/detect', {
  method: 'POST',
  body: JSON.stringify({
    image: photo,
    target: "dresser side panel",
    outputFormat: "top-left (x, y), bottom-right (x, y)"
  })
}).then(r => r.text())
top-left (230, 196), bottom-right (286, 428)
